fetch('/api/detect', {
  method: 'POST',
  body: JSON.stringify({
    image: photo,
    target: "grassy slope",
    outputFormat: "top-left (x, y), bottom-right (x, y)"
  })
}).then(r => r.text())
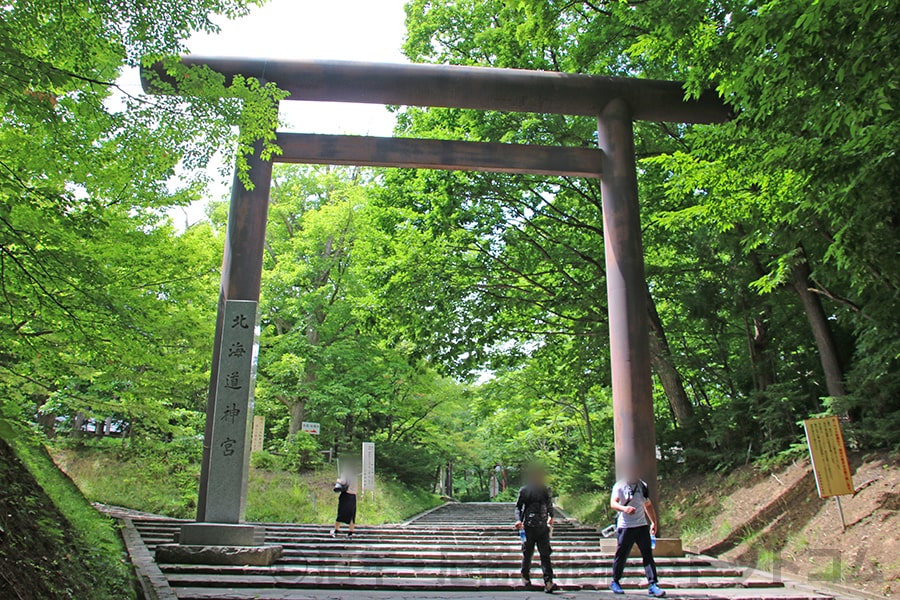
top-left (0, 436), bottom-right (134, 600)
top-left (53, 446), bottom-right (442, 524)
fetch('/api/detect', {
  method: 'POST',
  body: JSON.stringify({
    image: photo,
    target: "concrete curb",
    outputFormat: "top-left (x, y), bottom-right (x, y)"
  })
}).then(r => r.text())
top-left (119, 517), bottom-right (178, 600)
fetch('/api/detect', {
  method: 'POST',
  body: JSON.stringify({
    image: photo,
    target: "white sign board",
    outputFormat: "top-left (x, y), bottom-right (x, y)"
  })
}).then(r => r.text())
top-left (361, 442), bottom-right (375, 492)
top-left (301, 421), bottom-right (320, 435)
top-left (251, 415), bottom-right (265, 453)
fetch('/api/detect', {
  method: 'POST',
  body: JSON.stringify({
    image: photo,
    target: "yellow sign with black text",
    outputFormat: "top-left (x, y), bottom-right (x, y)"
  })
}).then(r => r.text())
top-left (803, 416), bottom-right (853, 498)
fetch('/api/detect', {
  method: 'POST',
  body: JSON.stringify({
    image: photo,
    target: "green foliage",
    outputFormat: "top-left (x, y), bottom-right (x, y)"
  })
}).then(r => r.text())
top-left (393, 0), bottom-right (900, 479)
top-left (281, 433), bottom-right (322, 472)
top-left (250, 450), bottom-right (283, 471)
top-left (558, 491), bottom-right (614, 528)
top-left (54, 437), bottom-right (203, 518)
top-left (53, 442), bottom-right (441, 524)
top-left (491, 487), bottom-right (519, 503)
top-left (0, 0), bottom-right (281, 445)
top-left (376, 440), bottom-right (441, 489)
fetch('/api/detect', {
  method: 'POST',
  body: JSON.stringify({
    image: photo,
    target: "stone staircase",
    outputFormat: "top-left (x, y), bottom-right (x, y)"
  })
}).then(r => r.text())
top-left (117, 502), bottom-right (841, 599)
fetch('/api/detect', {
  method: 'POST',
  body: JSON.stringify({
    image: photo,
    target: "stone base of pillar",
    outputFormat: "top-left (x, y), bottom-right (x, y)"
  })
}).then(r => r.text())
top-left (155, 543), bottom-right (283, 566)
top-left (178, 522), bottom-right (265, 546)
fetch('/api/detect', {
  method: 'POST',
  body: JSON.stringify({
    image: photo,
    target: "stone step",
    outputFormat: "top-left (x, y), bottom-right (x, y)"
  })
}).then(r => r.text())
top-left (159, 563), bottom-right (745, 578)
top-left (118, 500), bottom-right (832, 600)
top-left (216, 554), bottom-right (716, 569)
top-left (136, 530), bottom-right (597, 542)
top-left (150, 545), bottom-right (706, 563)
top-left (165, 573), bottom-right (783, 591)
top-left (142, 539), bottom-right (626, 552)
top-left (172, 587), bottom-right (831, 600)
top-left (132, 527), bottom-right (601, 544)
top-left (212, 556), bottom-right (714, 569)
top-left (134, 523), bottom-right (594, 536)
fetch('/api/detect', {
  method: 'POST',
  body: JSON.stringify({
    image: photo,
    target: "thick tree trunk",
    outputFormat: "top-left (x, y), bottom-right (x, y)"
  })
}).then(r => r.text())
top-left (646, 293), bottom-right (694, 426)
top-left (288, 400), bottom-right (306, 435)
top-left (792, 259), bottom-right (846, 398)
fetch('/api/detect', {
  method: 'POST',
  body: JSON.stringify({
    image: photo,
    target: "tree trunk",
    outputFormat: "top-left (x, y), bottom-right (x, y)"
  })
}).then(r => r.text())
top-left (579, 390), bottom-right (594, 448)
top-left (72, 412), bottom-right (85, 438)
top-left (742, 243), bottom-right (777, 394)
top-left (792, 259), bottom-right (846, 398)
top-left (745, 307), bottom-right (776, 392)
top-left (288, 400), bottom-right (306, 435)
top-left (646, 293), bottom-right (694, 426)
top-left (445, 461), bottom-right (453, 498)
top-left (36, 401), bottom-right (56, 438)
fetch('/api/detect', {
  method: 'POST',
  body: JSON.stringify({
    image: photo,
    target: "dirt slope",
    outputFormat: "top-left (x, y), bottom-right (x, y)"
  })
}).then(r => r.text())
top-left (664, 452), bottom-right (899, 597)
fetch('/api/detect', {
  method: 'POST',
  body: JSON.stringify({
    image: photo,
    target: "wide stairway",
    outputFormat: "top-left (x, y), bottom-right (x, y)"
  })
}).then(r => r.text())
top-left (124, 502), bottom-right (839, 599)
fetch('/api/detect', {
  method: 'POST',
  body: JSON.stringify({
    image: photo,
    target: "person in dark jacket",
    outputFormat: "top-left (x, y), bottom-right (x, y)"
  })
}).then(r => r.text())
top-left (514, 465), bottom-right (558, 593)
top-left (332, 466), bottom-right (358, 538)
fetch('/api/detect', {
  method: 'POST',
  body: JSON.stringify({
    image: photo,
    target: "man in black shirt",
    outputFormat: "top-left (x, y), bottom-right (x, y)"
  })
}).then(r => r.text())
top-left (514, 466), bottom-right (558, 593)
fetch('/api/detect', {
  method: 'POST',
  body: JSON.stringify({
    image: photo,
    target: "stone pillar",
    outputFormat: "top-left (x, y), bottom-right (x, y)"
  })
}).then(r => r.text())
top-left (597, 98), bottom-right (659, 507)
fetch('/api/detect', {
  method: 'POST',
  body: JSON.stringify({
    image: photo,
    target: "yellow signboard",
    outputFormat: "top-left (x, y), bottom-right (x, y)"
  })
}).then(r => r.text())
top-left (803, 416), bottom-right (853, 498)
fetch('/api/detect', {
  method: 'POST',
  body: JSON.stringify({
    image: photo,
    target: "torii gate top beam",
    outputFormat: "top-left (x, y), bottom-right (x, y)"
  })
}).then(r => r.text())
top-left (143, 57), bottom-right (730, 124)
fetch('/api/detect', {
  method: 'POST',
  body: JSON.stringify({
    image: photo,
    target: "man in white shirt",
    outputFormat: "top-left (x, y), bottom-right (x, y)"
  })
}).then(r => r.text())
top-left (609, 461), bottom-right (665, 597)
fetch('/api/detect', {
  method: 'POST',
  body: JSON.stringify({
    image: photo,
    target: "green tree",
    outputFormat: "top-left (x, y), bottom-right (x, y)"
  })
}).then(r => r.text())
top-left (395, 0), bottom-right (899, 473)
top-left (0, 0), bottom-right (276, 439)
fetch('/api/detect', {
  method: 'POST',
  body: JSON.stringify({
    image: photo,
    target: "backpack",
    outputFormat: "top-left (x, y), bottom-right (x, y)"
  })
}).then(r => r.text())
top-left (519, 485), bottom-right (552, 528)
top-left (621, 480), bottom-right (650, 506)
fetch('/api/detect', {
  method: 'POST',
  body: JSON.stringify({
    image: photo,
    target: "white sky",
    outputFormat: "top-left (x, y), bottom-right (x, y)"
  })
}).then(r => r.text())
top-left (123, 0), bottom-right (410, 226)
top-left (186, 0), bottom-right (409, 137)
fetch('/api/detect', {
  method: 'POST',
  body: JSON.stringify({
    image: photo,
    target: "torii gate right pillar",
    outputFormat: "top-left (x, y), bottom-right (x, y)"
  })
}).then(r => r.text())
top-left (598, 98), bottom-right (659, 506)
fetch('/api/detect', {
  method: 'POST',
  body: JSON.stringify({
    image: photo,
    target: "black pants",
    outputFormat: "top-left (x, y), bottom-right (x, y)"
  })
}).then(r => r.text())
top-left (612, 525), bottom-right (658, 584)
top-left (521, 525), bottom-right (554, 583)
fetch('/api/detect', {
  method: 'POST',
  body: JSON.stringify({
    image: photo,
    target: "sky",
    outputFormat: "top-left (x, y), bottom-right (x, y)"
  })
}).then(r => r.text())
top-left (124, 0), bottom-right (411, 226)
top-left (185, 0), bottom-right (409, 137)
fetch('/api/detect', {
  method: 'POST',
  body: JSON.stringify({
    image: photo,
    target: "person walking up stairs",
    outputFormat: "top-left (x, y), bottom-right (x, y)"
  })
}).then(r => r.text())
top-left (514, 465), bottom-right (558, 594)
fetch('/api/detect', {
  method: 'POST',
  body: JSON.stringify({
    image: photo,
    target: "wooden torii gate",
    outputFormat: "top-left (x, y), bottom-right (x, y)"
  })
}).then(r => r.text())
top-left (142, 58), bottom-right (729, 552)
